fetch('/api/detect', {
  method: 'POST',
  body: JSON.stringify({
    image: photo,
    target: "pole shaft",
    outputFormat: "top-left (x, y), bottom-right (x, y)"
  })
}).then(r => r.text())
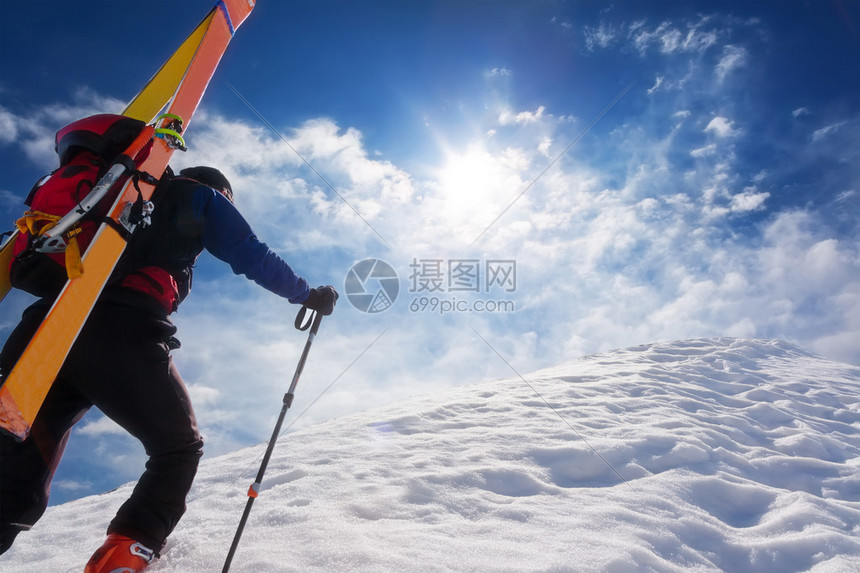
top-left (222, 309), bottom-right (322, 572)
top-left (221, 496), bottom-right (255, 572)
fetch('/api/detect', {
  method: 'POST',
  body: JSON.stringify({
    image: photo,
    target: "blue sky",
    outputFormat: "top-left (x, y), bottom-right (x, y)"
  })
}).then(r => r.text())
top-left (1, 0), bottom-right (859, 505)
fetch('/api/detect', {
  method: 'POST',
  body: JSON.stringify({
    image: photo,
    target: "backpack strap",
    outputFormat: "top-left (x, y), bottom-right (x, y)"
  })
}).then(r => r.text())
top-left (106, 167), bottom-right (175, 278)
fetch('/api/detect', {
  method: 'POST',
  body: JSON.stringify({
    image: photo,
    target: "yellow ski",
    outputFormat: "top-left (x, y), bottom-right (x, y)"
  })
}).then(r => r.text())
top-left (0, 0), bottom-right (256, 440)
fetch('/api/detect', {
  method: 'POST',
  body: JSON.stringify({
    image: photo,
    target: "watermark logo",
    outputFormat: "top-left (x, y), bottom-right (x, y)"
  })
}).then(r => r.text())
top-left (344, 257), bottom-right (517, 315)
top-left (345, 258), bottom-right (400, 313)
top-left (407, 258), bottom-right (517, 315)
top-left (408, 258), bottom-right (516, 293)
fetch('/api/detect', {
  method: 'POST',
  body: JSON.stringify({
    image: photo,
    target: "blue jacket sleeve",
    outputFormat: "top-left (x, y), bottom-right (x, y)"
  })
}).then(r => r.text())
top-left (194, 188), bottom-right (310, 303)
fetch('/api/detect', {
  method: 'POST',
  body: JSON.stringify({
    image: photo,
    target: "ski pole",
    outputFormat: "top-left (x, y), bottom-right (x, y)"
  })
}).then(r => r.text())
top-left (222, 306), bottom-right (323, 573)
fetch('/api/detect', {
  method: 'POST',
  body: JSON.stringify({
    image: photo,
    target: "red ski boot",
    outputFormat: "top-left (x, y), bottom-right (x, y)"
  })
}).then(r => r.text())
top-left (84, 533), bottom-right (156, 573)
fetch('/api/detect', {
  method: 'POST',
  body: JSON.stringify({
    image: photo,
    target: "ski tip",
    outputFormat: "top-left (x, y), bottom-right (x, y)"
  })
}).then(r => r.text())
top-left (217, 0), bottom-right (256, 36)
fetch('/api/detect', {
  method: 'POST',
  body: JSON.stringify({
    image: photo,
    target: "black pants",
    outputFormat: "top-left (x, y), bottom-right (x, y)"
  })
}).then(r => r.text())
top-left (0, 299), bottom-right (203, 554)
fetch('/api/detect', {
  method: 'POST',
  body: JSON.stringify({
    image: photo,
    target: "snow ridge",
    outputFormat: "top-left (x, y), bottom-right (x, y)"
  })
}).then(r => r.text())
top-left (3, 338), bottom-right (859, 572)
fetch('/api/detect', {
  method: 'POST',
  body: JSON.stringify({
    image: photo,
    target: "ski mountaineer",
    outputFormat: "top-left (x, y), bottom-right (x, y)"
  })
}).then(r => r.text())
top-left (0, 166), bottom-right (339, 571)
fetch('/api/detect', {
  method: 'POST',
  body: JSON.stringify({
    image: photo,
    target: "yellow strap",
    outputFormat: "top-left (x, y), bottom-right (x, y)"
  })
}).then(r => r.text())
top-left (16, 211), bottom-right (85, 279)
top-left (65, 235), bottom-right (84, 280)
top-left (15, 211), bottom-right (60, 236)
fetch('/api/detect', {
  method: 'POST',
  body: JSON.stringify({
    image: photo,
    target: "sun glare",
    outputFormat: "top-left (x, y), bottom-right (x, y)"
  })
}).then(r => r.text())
top-left (434, 144), bottom-right (521, 219)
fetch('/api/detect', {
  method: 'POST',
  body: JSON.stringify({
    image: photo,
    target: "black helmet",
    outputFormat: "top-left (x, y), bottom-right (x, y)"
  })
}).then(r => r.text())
top-left (179, 166), bottom-right (233, 202)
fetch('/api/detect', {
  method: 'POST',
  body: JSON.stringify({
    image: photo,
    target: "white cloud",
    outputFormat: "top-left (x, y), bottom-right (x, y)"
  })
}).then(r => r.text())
top-left (835, 189), bottom-right (855, 202)
top-left (0, 188), bottom-right (23, 209)
top-left (178, 114), bottom-right (416, 252)
top-left (584, 23), bottom-right (618, 51)
top-left (752, 170), bottom-right (768, 183)
top-left (165, 108), bottom-right (857, 384)
top-left (78, 416), bottom-right (126, 437)
top-left (498, 105), bottom-right (546, 126)
top-left (792, 107), bottom-right (810, 119)
top-left (551, 16), bottom-right (573, 32)
top-left (53, 479), bottom-right (94, 493)
top-left (704, 116), bottom-right (736, 137)
top-left (538, 137), bottom-right (553, 157)
top-left (730, 188), bottom-right (769, 212)
top-left (0, 88), bottom-right (127, 169)
top-left (0, 106), bottom-right (19, 144)
top-left (683, 28), bottom-right (719, 53)
top-left (758, 212), bottom-right (859, 318)
top-left (187, 383), bottom-right (221, 406)
top-left (647, 75), bottom-right (664, 95)
top-left (691, 143), bottom-right (717, 157)
top-left (812, 121), bottom-right (847, 141)
top-left (631, 21), bottom-right (672, 55)
top-left (630, 20), bottom-right (719, 56)
top-left (715, 45), bottom-right (747, 81)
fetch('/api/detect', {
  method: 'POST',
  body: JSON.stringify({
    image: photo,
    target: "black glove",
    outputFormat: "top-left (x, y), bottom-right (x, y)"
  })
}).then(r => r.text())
top-left (302, 285), bottom-right (339, 316)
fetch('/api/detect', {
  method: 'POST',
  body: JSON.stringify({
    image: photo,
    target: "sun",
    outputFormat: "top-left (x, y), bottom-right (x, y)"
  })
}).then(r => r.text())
top-left (430, 142), bottom-right (527, 227)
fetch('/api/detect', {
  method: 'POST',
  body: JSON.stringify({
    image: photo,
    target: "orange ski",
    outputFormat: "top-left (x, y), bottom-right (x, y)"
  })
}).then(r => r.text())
top-left (0, 0), bottom-right (255, 440)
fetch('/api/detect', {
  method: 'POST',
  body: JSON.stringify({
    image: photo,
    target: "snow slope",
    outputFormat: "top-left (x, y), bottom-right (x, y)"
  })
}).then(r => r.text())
top-left (2, 338), bottom-right (859, 572)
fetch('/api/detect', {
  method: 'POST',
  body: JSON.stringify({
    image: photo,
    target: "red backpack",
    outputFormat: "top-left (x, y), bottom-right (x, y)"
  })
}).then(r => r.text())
top-left (10, 114), bottom-right (154, 297)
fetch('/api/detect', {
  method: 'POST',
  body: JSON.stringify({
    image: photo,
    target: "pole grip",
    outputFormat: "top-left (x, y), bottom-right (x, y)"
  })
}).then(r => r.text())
top-left (294, 305), bottom-right (322, 333)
